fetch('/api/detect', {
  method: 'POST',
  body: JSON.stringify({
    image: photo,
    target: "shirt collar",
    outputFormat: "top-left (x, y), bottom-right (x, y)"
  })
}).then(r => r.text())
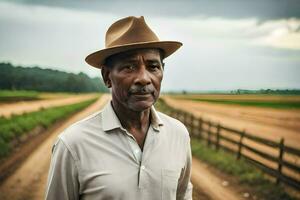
top-left (102, 101), bottom-right (163, 132)
top-left (150, 104), bottom-right (164, 131)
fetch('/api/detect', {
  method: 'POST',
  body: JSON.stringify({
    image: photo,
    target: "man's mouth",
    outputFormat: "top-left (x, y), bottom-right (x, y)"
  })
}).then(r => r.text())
top-left (129, 86), bottom-right (154, 98)
top-left (130, 91), bottom-right (154, 99)
top-left (131, 92), bottom-right (151, 96)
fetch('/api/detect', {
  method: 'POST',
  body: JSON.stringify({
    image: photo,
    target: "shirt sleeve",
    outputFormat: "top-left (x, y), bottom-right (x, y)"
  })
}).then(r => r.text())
top-left (177, 136), bottom-right (193, 200)
top-left (45, 138), bottom-right (80, 200)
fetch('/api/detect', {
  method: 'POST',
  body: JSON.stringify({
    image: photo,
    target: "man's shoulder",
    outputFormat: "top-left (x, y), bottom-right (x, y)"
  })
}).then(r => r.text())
top-left (156, 111), bottom-right (190, 139)
top-left (157, 111), bottom-right (186, 128)
top-left (58, 109), bottom-right (105, 145)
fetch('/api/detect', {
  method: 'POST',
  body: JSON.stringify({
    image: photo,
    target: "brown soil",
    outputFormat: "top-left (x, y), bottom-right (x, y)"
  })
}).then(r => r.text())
top-left (191, 157), bottom-right (245, 200)
top-left (192, 184), bottom-right (212, 200)
top-left (0, 124), bottom-right (58, 183)
top-left (0, 94), bottom-right (99, 118)
top-left (163, 96), bottom-right (300, 149)
top-left (0, 94), bottom-right (110, 200)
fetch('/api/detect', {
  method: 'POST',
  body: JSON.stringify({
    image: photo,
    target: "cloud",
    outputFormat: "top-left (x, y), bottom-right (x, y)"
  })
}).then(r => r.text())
top-left (0, 1), bottom-right (299, 91)
top-left (252, 18), bottom-right (300, 50)
top-left (4, 0), bottom-right (300, 21)
top-left (150, 16), bottom-right (300, 50)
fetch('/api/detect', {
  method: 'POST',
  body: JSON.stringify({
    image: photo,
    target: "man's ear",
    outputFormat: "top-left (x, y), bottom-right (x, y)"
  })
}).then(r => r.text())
top-left (101, 65), bottom-right (112, 88)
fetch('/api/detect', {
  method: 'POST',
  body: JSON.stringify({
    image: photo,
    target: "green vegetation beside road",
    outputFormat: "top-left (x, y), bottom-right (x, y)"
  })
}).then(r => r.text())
top-left (232, 89), bottom-right (300, 95)
top-left (0, 90), bottom-right (83, 102)
top-left (186, 98), bottom-right (300, 109)
top-left (191, 139), bottom-right (295, 200)
top-left (0, 97), bottom-right (98, 158)
top-left (171, 95), bottom-right (300, 109)
top-left (0, 90), bottom-right (40, 102)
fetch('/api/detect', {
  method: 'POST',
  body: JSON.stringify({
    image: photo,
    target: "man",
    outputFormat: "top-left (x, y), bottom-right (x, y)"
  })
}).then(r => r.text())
top-left (45, 16), bottom-right (193, 200)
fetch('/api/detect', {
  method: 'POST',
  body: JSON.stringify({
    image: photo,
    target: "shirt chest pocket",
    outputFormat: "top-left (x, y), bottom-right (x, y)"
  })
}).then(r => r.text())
top-left (161, 169), bottom-right (180, 200)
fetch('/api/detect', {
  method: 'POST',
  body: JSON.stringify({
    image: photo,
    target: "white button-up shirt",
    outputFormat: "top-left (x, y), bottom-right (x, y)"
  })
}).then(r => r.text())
top-left (45, 102), bottom-right (193, 200)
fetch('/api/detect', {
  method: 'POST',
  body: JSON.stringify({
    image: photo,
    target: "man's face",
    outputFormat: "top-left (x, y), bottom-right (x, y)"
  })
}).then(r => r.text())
top-left (102, 49), bottom-right (164, 112)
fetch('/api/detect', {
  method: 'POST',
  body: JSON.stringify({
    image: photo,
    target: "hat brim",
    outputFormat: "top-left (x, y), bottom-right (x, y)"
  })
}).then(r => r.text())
top-left (85, 41), bottom-right (182, 69)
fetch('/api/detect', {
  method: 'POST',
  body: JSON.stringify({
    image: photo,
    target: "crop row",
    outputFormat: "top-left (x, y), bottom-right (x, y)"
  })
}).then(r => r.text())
top-left (0, 98), bottom-right (98, 157)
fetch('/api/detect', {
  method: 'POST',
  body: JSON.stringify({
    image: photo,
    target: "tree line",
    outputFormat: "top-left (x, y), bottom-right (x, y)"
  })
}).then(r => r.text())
top-left (231, 89), bottom-right (300, 95)
top-left (0, 62), bottom-right (108, 93)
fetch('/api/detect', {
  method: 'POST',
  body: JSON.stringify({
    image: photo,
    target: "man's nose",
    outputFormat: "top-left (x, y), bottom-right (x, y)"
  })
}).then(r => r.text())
top-left (134, 65), bottom-right (151, 86)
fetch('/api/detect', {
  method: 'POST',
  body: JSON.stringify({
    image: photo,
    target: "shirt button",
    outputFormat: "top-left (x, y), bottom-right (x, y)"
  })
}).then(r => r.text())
top-left (141, 165), bottom-right (145, 170)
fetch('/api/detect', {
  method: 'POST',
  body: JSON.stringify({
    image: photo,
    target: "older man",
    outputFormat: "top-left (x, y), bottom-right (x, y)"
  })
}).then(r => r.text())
top-left (45, 16), bottom-right (193, 200)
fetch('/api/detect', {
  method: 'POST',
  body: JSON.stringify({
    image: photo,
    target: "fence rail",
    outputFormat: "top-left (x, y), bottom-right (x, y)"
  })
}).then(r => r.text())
top-left (159, 99), bottom-right (300, 190)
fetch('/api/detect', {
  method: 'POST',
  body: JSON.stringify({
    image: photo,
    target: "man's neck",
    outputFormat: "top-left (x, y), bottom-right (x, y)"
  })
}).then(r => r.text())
top-left (111, 100), bottom-right (151, 135)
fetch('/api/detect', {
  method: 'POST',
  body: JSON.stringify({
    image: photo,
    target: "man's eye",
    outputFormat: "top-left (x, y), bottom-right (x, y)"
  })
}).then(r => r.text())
top-left (149, 64), bottom-right (160, 70)
top-left (123, 64), bottom-right (135, 70)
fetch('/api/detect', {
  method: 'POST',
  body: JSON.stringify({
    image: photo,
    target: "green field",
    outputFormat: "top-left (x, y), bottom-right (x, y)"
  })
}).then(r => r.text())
top-left (0, 90), bottom-right (77, 102)
top-left (0, 97), bottom-right (98, 157)
top-left (170, 94), bottom-right (300, 109)
top-left (0, 90), bottom-right (40, 101)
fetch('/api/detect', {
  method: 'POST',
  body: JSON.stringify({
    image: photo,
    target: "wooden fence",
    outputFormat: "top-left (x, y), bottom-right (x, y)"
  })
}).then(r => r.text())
top-left (160, 99), bottom-right (300, 190)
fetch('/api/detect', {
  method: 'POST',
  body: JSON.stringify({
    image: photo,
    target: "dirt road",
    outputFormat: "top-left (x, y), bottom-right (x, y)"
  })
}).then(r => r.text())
top-left (0, 94), bottom-right (110, 200)
top-left (0, 94), bottom-right (246, 200)
top-left (0, 94), bottom-right (99, 117)
top-left (163, 96), bottom-right (300, 148)
top-left (192, 157), bottom-right (245, 200)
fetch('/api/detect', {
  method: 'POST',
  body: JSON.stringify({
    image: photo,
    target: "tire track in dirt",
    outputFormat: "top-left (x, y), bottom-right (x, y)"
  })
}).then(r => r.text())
top-left (0, 94), bottom-right (110, 200)
top-left (0, 94), bottom-right (99, 117)
top-left (191, 157), bottom-right (243, 200)
top-left (163, 96), bottom-right (300, 148)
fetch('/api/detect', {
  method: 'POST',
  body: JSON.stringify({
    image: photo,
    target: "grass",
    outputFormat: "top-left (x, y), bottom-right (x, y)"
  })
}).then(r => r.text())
top-left (188, 98), bottom-right (300, 109)
top-left (0, 90), bottom-right (80, 102)
top-left (0, 97), bottom-right (98, 158)
top-left (191, 139), bottom-right (295, 200)
top-left (0, 90), bottom-right (41, 101)
top-left (171, 95), bottom-right (300, 109)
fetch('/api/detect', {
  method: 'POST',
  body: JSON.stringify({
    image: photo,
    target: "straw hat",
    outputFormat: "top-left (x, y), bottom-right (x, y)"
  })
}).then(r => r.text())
top-left (85, 16), bottom-right (182, 68)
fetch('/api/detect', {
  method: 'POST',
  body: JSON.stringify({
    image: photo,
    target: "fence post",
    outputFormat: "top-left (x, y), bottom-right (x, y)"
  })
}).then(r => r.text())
top-left (237, 130), bottom-right (245, 160)
top-left (184, 112), bottom-right (188, 126)
top-left (190, 114), bottom-right (195, 137)
top-left (276, 138), bottom-right (285, 185)
top-left (178, 110), bottom-right (181, 120)
top-left (198, 118), bottom-right (203, 140)
top-left (170, 109), bottom-right (174, 118)
top-left (188, 113), bottom-right (192, 132)
top-left (166, 108), bottom-right (171, 116)
top-left (172, 109), bottom-right (176, 119)
top-left (179, 110), bottom-right (184, 123)
top-left (207, 121), bottom-right (211, 147)
top-left (175, 109), bottom-right (180, 120)
top-left (175, 110), bottom-right (179, 119)
top-left (216, 123), bottom-right (221, 151)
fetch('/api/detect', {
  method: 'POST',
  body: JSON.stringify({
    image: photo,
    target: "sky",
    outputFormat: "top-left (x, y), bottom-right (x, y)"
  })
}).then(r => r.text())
top-left (0, 0), bottom-right (300, 92)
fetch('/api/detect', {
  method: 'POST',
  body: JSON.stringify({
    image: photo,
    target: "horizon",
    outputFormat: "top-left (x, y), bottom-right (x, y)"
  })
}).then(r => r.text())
top-left (2, 61), bottom-right (300, 93)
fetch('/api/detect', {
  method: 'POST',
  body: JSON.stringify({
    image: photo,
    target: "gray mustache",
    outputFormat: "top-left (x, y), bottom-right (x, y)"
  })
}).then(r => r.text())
top-left (129, 85), bottom-right (154, 94)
